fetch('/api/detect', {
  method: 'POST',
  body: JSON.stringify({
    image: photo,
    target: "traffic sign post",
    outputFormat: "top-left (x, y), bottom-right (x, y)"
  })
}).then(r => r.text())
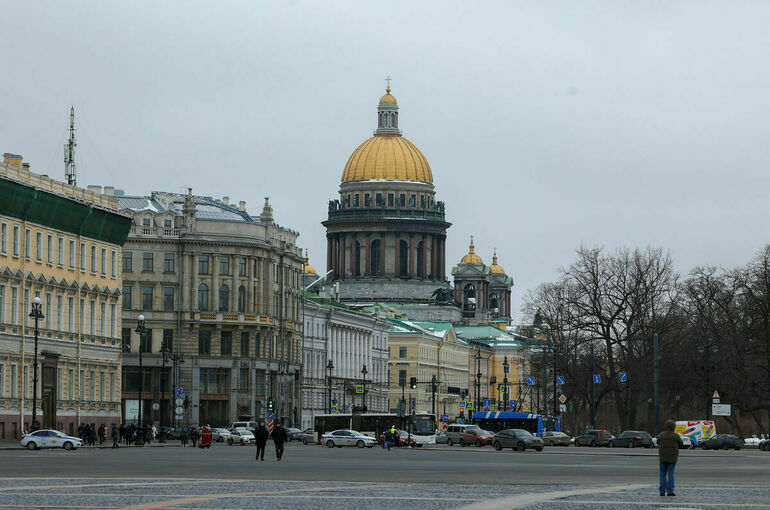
top-left (355, 384), bottom-right (364, 394)
top-left (712, 403), bottom-right (731, 416)
top-left (593, 375), bottom-right (601, 383)
top-left (175, 387), bottom-right (183, 399)
top-left (458, 401), bottom-right (466, 410)
top-left (466, 402), bottom-right (474, 411)
top-left (441, 414), bottom-right (449, 422)
top-left (527, 376), bottom-right (535, 386)
top-left (556, 376), bottom-right (565, 385)
top-left (559, 404), bottom-right (567, 412)
top-left (559, 394), bottom-right (567, 404)
top-left (619, 372), bottom-right (627, 383)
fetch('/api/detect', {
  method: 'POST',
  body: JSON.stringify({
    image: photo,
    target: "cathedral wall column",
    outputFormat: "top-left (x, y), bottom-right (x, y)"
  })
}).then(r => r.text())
top-left (379, 235), bottom-right (385, 276)
top-left (394, 234), bottom-right (401, 278)
top-left (326, 236), bottom-right (332, 276)
top-left (430, 235), bottom-right (437, 280)
top-left (408, 234), bottom-right (415, 278)
top-left (339, 234), bottom-right (346, 279)
top-left (190, 252), bottom-right (198, 311)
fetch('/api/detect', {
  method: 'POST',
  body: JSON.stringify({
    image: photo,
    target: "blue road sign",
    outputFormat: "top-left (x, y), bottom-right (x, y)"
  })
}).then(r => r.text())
top-left (458, 401), bottom-right (466, 409)
top-left (593, 375), bottom-right (601, 383)
top-left (267, 412), bottom-right (276, 420)
top-left (175, 387), bottom-right (183, 398)
top-left (441, 414), bottom-right (449, 422)
top-left (510, 399), bottom-right (517, 409)
top-left (466, 402), bottom-right (474, 411)
top-left (556, 376), bottom-right (565, 385)
top-left (527, 376), bottom-right (536, 385)
top-left (619, 372), bottom-right (627, 382)
top-left (458, 418), bottom-right (465, 424)
top-left (483, 399), bottom-right (491, 407)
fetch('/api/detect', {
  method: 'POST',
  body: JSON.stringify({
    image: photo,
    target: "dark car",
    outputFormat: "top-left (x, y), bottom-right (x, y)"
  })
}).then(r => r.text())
top-left (285, 428), bottom-right (302, 442)
top-left (759, 439), bottom-right (770, 451)
top-left (575, 429), bottom-right (612, 447)
top-left (378, 430), bottom-right (416, 447)
top-left (702, 434), bottom-right (743, 450)
top-left (492, 429), bottom-right (544, 452)
top-left (460, 428), bottom-right (495, 447)
top-left (167, 426), bottom-right (194, 440)
top-left (608, 431), bottom-right (653, 449)
top-left (542, 431), bottom-right (572, 447)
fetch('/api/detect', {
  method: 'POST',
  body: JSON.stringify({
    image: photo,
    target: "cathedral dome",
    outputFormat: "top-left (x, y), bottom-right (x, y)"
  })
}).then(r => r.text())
top-left (489, 249), bottom-right (506, 274)
top-left (379, 88), bottom-right (397, 105)
top-left (341, 135), bottom-right (433, 183)
top-left (460, 238), bottom-right (483, 264)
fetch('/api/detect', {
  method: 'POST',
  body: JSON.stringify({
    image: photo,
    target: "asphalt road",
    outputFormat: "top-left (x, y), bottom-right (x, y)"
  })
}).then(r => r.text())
top-left (0, 443), bottom-right (768, 509)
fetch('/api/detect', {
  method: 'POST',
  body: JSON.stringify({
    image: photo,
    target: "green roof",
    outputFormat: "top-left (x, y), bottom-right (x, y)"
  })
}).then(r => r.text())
top-left (454, 325), bottom-right (523, 347)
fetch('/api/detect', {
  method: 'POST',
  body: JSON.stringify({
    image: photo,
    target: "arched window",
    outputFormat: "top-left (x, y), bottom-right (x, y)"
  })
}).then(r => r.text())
top-left (416, 241), bottom-right (424, 277)
top-left (238, 285), bottom-right (246, 313)
top-left (463, 284), bottom-right (477, 312)
top-left (355, 241), bottom-right (361, 277)
top-left (370, 239), bottom-right (381, 275)
top-left (390, 112), bottom-right (395, 127)
top-left (399, 240), bottom-right (409, 277)
top-left (489, 293), bottom-right (499, 314)
top-left (198, 283), bottom-right (209, 311)
top-left (219, 284), bottom-right (229, 312)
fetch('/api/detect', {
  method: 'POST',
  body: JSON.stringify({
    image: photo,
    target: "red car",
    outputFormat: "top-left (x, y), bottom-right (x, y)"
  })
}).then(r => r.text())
top-left (460, 428), bottom-right (495, 447)
top-left (378, 430), bottom-right (417, 447)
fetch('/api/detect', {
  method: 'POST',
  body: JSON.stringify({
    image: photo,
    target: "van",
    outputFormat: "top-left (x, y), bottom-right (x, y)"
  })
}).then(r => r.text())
top-left (227, 421), bottom-right (258, 432)
top-left (445, 424), bottom-right (480, 446)
top-left (675, 420), bottom-right (716, 446)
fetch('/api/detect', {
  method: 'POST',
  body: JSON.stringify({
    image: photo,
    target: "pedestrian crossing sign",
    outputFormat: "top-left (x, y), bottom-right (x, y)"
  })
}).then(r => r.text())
top-left (355, 384), bottom-right (364, 394)
top-left (458, 401), bottom-right (466, 409)
top-left (466, 402), bottom-right (474, 411)
top-left (330, 406), bottom-right (338, 414)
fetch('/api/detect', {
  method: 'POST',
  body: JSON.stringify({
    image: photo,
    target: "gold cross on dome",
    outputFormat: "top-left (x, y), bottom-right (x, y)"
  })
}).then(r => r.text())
top-left (385, 76), bottom-right (392, 90)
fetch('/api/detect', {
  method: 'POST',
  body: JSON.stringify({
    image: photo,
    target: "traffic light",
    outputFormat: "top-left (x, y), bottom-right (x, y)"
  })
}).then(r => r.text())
top-left (268, 398), bottom-right (274, 412)
top-left (410, 377), bottom-right (417, 389)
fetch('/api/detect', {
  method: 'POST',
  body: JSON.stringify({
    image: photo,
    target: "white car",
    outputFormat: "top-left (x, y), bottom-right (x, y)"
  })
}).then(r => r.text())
top-left (21, 429), bottom-right (83, 450)
top-left (228, 429), bottom-right (255, 445)
top-left (652, 432), bottom-right (693, 449)
top-left (322, 429), bottom-right (377, 448)
top-left (212, 428), bottom-right (232, 442)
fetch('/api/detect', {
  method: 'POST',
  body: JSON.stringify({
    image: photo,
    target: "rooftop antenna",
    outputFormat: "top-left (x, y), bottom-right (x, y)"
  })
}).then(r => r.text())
top-left (64, 106), bottom-right (77, 186)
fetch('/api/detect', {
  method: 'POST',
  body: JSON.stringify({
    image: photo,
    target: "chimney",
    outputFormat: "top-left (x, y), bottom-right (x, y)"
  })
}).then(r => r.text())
top-left (87, 185), bottom-right (102, 194)
top-left (103, 186), bottom-right (115, 196)
top-left (222, 196), bottom-right (230, 206)
top-left (3, 153), bottom-right (22, 168)
top-left (238, 200), bottom-right (246, 212)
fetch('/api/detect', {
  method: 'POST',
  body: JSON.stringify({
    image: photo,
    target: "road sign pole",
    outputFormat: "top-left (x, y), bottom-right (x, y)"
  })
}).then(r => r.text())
top-left (653, 333), bottom-right (660, 436)
top-left (590, 342), bottom-right (596, 429)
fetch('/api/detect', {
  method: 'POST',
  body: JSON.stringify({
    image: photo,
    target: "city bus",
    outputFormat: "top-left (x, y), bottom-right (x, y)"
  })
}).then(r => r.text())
top-left (472, 411), bottom-right (560, 437)
top-left (404, 412), bottom-right (437, 445)
top-left (313, 413), bottom-right (398, 444)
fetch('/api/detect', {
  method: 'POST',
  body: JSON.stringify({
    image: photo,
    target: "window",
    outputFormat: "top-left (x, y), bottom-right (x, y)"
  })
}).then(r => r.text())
top-left (199, 368), bottom-right (230, 393)
top-left (376, 193), bottom-right (383, 206)
top-left (198, 255), bottom-right (209, 274)
top-left (89, 300), bottom-right (95, 334)
top-left (410, 194), bottom-right (416, 207)
top-left (0, 285), bottom-right (5, 323)
top-left (198, 329), bottom-right (211, 354)
top-left (398, 369), bottom-right (406, 388)
top-left (164, 219), bottom-right (172, 228)
top-left (399, 239), bottom-right (409, 277)
top-left (89, 244), bottom-right (96, 272)
top-left (68, 368), bottom-right (74, 400)
top-left (79, 241), bottom-right (85, 269)
top-left (47, 234), bottom-right (54, 263)
top-left (142, 218), bottom-right (151, 228)
top-left (10, 287), bottom-right (18, 324)
top-left (89, 370), bottom-right (95, 399)
top-left (101, 247), bottom-right (107, 275)
top-left (44, 292), bottom-right (51, 323)
top-left (388, 193), bottom-right (394, 207)
top-left (122, 328), bottom-right (131, 351)
top-left (56, 295), bottom-right (63, 329)
top-left (69, 239), bottom-right (76, 268)
top-left (67, 297), bottom-right (74, 332)
top-left (0, 364), bottom-right (5, 397)
top-left (25, 228), bottom-right (30, 259)
top-left (111, 250), bottom-right (117, 277)
top-left (240, 332), bottom-right (249, 357)
top-left (162, 329), bottom-right (173, 352)
top-left (57, 236), bottom-right (64, 265)
top-left (254, 332), bottom-right (261, 356)
top-left (79, 298), bottom-right (85, 332)
top-left (364, 193), bottom-right (370, 207)
top-left (239, 367), bottom-right (249, 390)
top-left (122, 285), bottom-right (132, 310)
top-left (198, 283), bottom-right (209, 311)
top-left (163, 253), bottom-right (174, 272)
top-left (399, 346), bottom-right (407, 358)
top-left (79, 369), bottom-right (84, 399)
top-left (12, 225), bottom-right (19, 256)
top-left (141, 286), bottom-right (153, 310)
top-left (122, 251), bottom-right (133, 272)
top-left (163, 287), bottom-right (174, 311)
top-left (109, 372), bottom-right (115, 401)
top-left (237, 285), bottom-right (246, 313)
top-left (219, 285), bottom-right (229, 312)
top-left (142, 252), bottom-right (153, 272)
top-left (0, 222), bottom-right (6, 253)
top-left (109, 304), bottom-right (116, 337)
top-left (36, 231), bottom-right (43, 261)
top-left (400, 193), bottom-right (406, 207)
top-left (139, 329), bottom-right (152, 353)
top-left (238, 257), bottom-right (247, 276)
top-left (99, 372), bottom-right (105, 401)
top-left (220, 256), bottom-right (230, 275)
top-left (370, 239), bottom-right (381, 275)
top-left (220, 330), bottom-right (232, 355)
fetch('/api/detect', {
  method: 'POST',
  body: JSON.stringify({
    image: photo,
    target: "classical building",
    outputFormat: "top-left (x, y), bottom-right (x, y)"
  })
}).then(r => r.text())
top-left (300, 287), bottom-right (389, 430)
top-left (322, 86), bottom-right (452, 305)
top-left (452, 238), bottom-right (514, 323)
top-left (115, 189), bottom-right (304, 428)
top-left (0, 154), bottom-right (131, 438)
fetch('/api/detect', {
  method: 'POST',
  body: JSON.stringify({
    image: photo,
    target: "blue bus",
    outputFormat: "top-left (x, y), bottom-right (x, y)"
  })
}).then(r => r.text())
top-left (472, 411), bottom-right (561, 437)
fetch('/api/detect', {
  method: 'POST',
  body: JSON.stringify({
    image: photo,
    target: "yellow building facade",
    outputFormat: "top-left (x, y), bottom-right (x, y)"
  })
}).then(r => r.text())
top-left (0, 154), bottom-right (131, 438)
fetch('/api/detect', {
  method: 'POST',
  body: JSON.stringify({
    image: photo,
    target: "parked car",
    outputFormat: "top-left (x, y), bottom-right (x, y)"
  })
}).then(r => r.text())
top-left (322, 429), bottom-right (377, 448)
top-left (21, 429), bottom-right (83, 450)
top-left (608, 431), bottom-right (654, 448)
top-left (445, 424), bottom-right (480, 446)
top-left (460, 428), bottom-right (495, 447)
top-left (435, 430), bottom-right (449, 444)
top-left (575, 429), bottom-right (612, 447)
top-left (285, 428), bottom-right (303, 442)
top-left (378, 430), bottom-right (417, 447)
top-left (653, 433), bottom-right (692, 449)
top-left (228, 429), bottom-right (255, 445)
top-left (542, 431), bottom-right (572, 447)
top-left (759, 439), bottom-right (770, 451)
top-left (226, 421), bottom-right (258, 432)
top-left (211, 428), bottom-right (232, 443)
top-left (166, 426), bottom-right (194, 440)
top-left (492, 429), bottom-right (544, 452)
top-left (701, 434), bottom-right (743, 450)
top-left (297, 428), bottom-right (316, 445)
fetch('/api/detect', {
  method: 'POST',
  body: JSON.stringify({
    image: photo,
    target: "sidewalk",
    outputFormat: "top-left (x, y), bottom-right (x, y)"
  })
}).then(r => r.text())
top-left (0, 439), bottom-right (184, 450)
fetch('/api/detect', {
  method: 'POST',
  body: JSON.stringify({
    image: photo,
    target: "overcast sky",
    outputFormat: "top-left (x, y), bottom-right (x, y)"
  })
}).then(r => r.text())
top-left (3, 1), bottom-right (769, 321)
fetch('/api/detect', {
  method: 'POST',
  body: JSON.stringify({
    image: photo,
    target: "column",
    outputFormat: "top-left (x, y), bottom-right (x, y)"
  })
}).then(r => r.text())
top-left (339, 234), bottom-right (346, 279)
top-left (379, 237), bottom-right (385, 276)
top-left (191, 252), bottom-right (199, 311)
top-left (394, 235), bottom-right (401, 277)
top-left (408, 235), bottom-right (414, 278)
top-left (326, 236), bottom-right (332, 277)
top-left (211, 252), bottom-right (220, 311)
top-left (431, 236), bottom-right (437, 280)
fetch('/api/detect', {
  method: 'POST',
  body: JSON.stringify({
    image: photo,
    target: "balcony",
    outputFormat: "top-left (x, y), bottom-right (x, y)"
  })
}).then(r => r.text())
top-left (326, 207), bottom-right (446, 223)
top-left (130, 226), bottom-right (185, 238)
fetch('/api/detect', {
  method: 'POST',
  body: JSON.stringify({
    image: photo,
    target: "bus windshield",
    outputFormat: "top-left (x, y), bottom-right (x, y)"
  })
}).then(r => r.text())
top-left (409, 414), bottom-right (436, 435)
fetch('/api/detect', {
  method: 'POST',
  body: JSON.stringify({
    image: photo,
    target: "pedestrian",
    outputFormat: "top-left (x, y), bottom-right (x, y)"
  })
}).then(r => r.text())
top-left (382, 427), bottom-right (391, 450)
top-left (119, 424), bottom-right (126, 444)
top-left (128, 425), bottom-right (135, 445)
top-left (181, 429), bottom-right (188, 447)
top-left (191, 427), bottom-right (198, 447)
top-left (77, 423), bottom-right (84, 442)
top-left (254, 420), bottom-right (269, 461)
top-left (89, 424), bottom-right (97, 447)
top-left (656, 420), bottom-right (684, 497)
top-left (98, 424), bottom-right (106, 445)
top-left (272, 421), bottom-right (288, 461)
top-left (111, 424), bottom-right (119, 449)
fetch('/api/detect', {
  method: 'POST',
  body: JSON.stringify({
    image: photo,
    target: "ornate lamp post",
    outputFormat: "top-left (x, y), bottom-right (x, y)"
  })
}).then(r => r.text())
top-left (502, 356), bottom-right (510, 411)
top-left (474, 348), bottom-right (482, 414)
top-left (28, 296), bottom-right (44, 432)
top-left (160, 344), bottom-right (184, 442)
top-left (360, 364), bottom-right (368, 412)
top-left (326, 359), bottom-right (334, 414)
top-left (133, 314), bottom-right (150, 446)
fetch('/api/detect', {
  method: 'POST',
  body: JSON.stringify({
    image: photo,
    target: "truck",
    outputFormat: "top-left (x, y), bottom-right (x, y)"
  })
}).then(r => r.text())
top-left (675, 420), bottom-right (716, 447)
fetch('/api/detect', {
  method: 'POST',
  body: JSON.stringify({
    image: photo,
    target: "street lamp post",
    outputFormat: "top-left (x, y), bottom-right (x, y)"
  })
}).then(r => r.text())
top-left (360, 364), bottom-right (368, 412)
top-left (160, 344), bottom-right (184, 442)
top-left (326, 359), bottom-right (334, 414)
top-left (134, 314), bottom-right (149, 446)
top-left (28, 297), bottom-right (44, 432)
top-left (474, 349), bottom-right (481, 414)
top-left (502, 356), bottom-right (510, 412)
top-left (430, 375), bottom-right (437, 417)
top-left (698, 339), bottom-right (719, 420)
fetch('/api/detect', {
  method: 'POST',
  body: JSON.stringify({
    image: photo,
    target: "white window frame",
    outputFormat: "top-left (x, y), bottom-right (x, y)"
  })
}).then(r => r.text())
top-left (101, 247), bottom-right (107, 275)
top-left (80, 242), bottom-right (86, 271)
top-left (0, 363), bottom-right (5, 397)
top-left (89, 300), bottom-right (95, 334)
top-left (56, 294), bottom-right (63, 330)
top-left (57, 235), bottom-right (64, 266)
top-left (68, 297), bottom-right (74, 333)
top-left (36, 231), bottom-right (42, 261)
top-left (111, 250), bottom-right (117, 278)
top-left (47, 233), bottom-right (53, 264)
top-left (90, 245), bottom-right (97, 273)
top-left (68, 368), bottom-right (74, 400)
top-left (69, 239), bottom-right (76, 268)
top-left (99, 302), bottom-right (105, 336)
top-left (24, 228), bottom-right (30, 259)
top-left (0, 221), bottom-right (7, 254)
top-left (10, 286), bottom-right (18, 324)
top-left (12, 225), bottom-right (19, 257)
top-left (109, 303), bottom-right (116, 337)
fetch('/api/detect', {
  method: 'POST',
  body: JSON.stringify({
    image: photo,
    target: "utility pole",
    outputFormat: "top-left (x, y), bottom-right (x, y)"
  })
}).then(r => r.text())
top-left (653, 334), bottom-right (659, 435)
top-left (552, 343), bottom-right (558, 416)
top-left (590, 342), bottom-right (596, 429)
top-left (64, 106), bottom-right (77, 186)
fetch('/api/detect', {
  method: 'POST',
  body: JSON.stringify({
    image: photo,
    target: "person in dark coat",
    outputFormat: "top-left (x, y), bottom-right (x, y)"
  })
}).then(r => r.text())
top-left (77, 423), bottom-right (84, 442)
top-left (128, 425), bottom-right (136, 445)
top-left (272, 422), bottom-right (288, 461)
top-left (191, 427), bottom-right (198, 447)
top-left (254, 420), bottom-right (269, 461)
top-left (98, 424), bottom-right (106, 445)
top-left (180, 429), bottom-right (188, 447)
top-left (656, 420), bottom-right (684, 496)
top-left (111, 425), bottom-right (119, 449)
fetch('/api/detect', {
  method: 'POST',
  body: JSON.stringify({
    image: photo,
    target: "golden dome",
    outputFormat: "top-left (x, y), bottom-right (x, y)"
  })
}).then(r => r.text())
top-left (489, 249), bottom-right (506, 274)
top-left (379, 86), bottom-right (397, 105)
top-left (341, 134), bottom-right (433, 183)
top-left (460, 237), bottom-right (483, 264)
top-left (303, 249), bottom-right (317, 275)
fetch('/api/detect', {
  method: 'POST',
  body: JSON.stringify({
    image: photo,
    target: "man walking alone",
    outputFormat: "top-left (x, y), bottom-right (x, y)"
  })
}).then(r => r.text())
top-left (272, 422), bottom-right (288, 461)
top-left (656, 420), bottom-right (683, 496)
top-left (111, 424), bottom-right (119, 449)
top-left (255, 420), bottom-right (269, 461)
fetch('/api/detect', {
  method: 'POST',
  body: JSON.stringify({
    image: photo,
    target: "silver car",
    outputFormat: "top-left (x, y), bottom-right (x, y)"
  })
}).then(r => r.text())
top-left (211, 428), bottom-right (232, 443)
top-left (435, 430), bottom-right (449, 444)
top-left (21, 429), bottom-right (83, 450)
top-left (322, 429), bottom-right (377, 448)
